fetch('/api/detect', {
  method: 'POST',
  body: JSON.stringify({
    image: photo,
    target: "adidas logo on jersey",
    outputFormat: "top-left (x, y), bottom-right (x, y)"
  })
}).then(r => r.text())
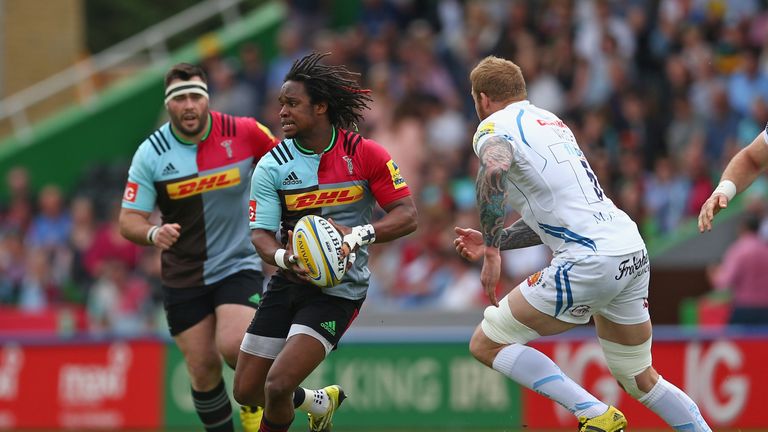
top-left (282, 171), bottom-right (302, 185)
top-left (162, 163), bottom-right (179, 176)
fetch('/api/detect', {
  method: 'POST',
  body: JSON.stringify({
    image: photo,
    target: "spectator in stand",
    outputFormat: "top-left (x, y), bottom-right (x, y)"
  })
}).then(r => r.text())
top-left (665, 94), bottom-right (705, 170)
top-left (18, 248), bottom-right (57, 311)
top-left (644, 156), bottom-right (690, 235)
top-left (1, 166), bottom-right (35, 236)
top-left (0, 230), bottom-right (26, 305)
top-left (728, 47), bottom-right (768, 117)
top-left (237, 43), bottom-right (268, 118)
top-left (25, 185), bottom-right (71, 251)
top-left (67, 196), bottom-right (97, 289)
top-left (265, 23), bottom-right (307, 93)
top-left (709, 213), bottom-right (768, 325)
top-left (685, 144), bottom-right (715, 218)
top-left (84, 201), bottom-right (141, 279)
top-left (87, 258), bottom-right (153, 335)
top-left (208, 58), bottom-right (260, 118)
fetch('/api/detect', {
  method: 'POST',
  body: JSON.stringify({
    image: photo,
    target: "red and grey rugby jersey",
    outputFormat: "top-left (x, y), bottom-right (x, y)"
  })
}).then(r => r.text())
top-left (122, 111), bottom-right (278, 288)
top-left (249, 128), bottom-right (411, 300)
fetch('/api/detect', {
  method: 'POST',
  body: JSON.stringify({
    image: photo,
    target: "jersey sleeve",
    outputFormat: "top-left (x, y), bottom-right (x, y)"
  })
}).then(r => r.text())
top-left (472, 117), bottom-right (518, 157)
top-left (122, 143), bottom-right (157, 212)
top-left (249, 158), bottom-right (281, 231)
top-left (360, 139), bottom-right (411, 208)
top-left (240, 117), bottom-right (279, 159)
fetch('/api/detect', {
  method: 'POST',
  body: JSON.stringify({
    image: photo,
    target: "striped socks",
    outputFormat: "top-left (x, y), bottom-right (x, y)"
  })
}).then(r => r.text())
top-left (191, 379), bottom-right (234, 432)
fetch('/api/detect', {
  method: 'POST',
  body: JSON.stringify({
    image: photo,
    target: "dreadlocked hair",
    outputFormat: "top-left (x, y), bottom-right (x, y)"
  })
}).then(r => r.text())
top-left (285, 52), bottom-right (372, 129)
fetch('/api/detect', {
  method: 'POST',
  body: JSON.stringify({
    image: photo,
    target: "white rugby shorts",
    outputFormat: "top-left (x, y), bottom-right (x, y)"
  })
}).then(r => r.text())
top-left (519, 249), bottom-right (650, 325)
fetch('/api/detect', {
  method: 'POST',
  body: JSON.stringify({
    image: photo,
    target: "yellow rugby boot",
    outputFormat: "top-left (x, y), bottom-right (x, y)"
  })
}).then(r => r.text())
top-left (239, 405), bottom-right (263, 432)
top-left (307, 385), bottom-right (347, 432)
top-left (578, 405), bottom-right (627, 432)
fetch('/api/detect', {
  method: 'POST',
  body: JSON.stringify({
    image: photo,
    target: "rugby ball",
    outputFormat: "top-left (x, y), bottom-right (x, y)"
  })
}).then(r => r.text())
top-left (292, 215), bottom-right (348, 287)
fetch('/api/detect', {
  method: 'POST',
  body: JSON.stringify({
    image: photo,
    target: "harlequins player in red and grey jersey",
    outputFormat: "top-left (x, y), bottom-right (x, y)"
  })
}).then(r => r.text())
top-left (119, 63), bottom-right (278, 432)
top-left (234, 52), bottom-right (418, 432)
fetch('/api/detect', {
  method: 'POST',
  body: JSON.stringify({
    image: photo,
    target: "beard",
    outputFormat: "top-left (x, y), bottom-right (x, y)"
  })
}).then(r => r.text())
top-left (172, 110), bottom-right (208, 137)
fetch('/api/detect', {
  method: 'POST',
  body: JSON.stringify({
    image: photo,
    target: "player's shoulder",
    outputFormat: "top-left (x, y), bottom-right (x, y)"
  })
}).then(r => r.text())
top-left (210, 111), bottom-right (240, 138)
top-left (264, 139), bottom-right (296, 167)
top-left (137, 123), bottom-right (173, 158)
top-left (219, 111), bottom-right (276, 139)
top-left (339, 129), bottom-right (385, 158)
top-left (473, 114), bottom-right (503, 149)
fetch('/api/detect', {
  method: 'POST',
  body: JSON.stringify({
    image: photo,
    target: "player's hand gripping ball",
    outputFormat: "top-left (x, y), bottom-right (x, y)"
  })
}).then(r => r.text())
top-left (292, 215), bottom-right (348, 287)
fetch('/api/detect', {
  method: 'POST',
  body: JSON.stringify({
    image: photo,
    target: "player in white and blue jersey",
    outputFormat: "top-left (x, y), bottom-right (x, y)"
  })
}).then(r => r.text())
top-left (454, 56), bottom-right (711, 431)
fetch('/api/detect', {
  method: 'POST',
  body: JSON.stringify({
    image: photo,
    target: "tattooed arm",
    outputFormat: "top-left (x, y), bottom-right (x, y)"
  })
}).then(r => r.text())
top-left (475, 135), bottom-right (514, 306)
top-left (476, 136), bottom-right (514, 248)
top-left (499, 218), bottom-right (543, 250)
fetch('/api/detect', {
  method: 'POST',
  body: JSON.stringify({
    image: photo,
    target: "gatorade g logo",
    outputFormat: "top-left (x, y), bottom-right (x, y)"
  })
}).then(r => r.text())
top-left (166, 167), bottom-right (240, 199)
top-left (123, 182), bottom-right (138, 203)
top-left (386, 160), bottom-right (406, 189)
top-left (249, 200), bottom-right (256, 222)
top-left (284, 186), bottom-right (364, 211)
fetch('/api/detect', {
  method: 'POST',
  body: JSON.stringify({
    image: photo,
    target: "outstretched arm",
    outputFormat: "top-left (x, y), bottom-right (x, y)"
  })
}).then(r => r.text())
top-left (455, 219), bottom-right (542, 261)
top-left (500, 218), bottom-right (543, 250)
top-left (476, 135), bottom-right (514, 306)
top-left (699, 133), bottom-right (768, 232)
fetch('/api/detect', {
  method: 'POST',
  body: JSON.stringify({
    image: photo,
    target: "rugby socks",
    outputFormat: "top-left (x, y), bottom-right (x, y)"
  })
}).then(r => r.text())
top-left (639, 376), bottom-right (712, 431)
top-left (258, 416), bottom-right (292, 432)
top-left (293, 386), bottom-right (330, 415)
top-left (493, 343), bottom-right (609, 419)
top-left (191, 379), bottom-right (234, 432)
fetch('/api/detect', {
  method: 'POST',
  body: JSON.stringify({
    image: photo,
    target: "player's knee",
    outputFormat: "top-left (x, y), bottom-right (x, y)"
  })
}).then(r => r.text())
top-left (633, 366), bottom-right (659, 393)
top-left (480, 303), bottom-right (540, 346)
top-left (218, 345), bottom-right (240, 369)
top-left (468, 331), bottom-right (492, 365)
top-left (263, 374), bottom-right (296, 403)
top-left (599, 337), bottom-right (653, 399)
top-left (470, 304), bottom-right (540, 367)
top-left (184, 356), bottom-right (223, 388)
top-left (233, 378), bottom-right (258, 406)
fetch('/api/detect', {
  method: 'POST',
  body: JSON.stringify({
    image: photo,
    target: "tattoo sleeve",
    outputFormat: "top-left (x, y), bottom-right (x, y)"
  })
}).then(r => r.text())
top-left (476, 136), bottom-right (513, 248)
top-left (499, 218), bottom-right (543, 250)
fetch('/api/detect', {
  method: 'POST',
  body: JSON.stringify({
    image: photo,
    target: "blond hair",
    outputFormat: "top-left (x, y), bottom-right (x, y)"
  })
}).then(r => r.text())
top-left (469, 56), bottom-right (526, 102)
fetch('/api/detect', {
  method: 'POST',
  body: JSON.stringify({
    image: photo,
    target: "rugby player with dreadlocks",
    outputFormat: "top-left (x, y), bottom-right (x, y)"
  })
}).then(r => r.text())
top-left (232, 52), bottom-right (418, 432)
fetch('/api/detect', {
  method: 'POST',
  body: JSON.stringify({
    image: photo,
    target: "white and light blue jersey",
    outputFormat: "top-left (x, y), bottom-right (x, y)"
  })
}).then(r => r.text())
top-left (473, 100), bottom-right (644, 257)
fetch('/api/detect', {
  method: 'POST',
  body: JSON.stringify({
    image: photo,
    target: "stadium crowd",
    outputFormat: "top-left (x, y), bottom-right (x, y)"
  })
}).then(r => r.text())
top-left (2, 0), bottom-right (768, 336)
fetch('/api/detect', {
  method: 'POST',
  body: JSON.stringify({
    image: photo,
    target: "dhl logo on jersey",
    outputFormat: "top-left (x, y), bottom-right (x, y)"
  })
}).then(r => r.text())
top-left (284, 185), bottom-right (364, 211)
top-left (166, 167), bottom-right (240, 199)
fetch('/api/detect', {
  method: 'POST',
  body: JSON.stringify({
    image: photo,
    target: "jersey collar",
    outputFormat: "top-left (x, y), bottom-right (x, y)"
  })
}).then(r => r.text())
top-left (170, 113), bottom-right (213, 146)
top-left (293, 127), bottom-right (337, 155)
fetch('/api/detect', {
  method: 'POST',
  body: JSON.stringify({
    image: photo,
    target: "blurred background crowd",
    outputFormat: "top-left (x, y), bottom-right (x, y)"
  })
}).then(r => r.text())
top-left (2, 0), bottom-right (768, 336)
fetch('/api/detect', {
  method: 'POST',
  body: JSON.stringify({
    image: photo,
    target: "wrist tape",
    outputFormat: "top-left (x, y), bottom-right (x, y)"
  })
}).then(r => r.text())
top-left (343, 224), bottom-right (376, 251)
top-left (713, 180), bottom-right (736, 200)
top-left (147, 226), bottom-right (160, 244)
